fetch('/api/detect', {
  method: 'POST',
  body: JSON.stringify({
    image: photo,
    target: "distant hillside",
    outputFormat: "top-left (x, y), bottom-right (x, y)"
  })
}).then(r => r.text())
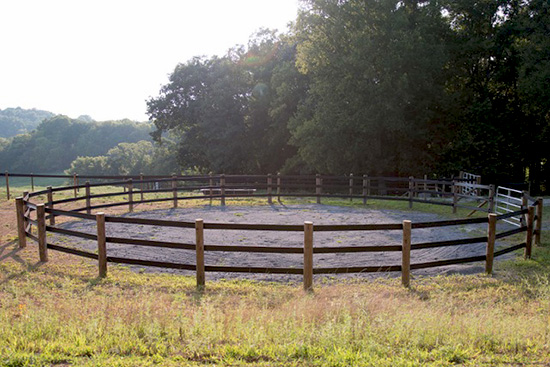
top-left (0, 107), bottom-right (55, 138)
top-left (0, 115), bottom-right (153, 172)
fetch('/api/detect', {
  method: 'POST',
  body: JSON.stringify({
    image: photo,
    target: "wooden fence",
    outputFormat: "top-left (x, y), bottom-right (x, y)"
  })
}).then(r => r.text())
top-left (13, 174), bottom-right (544, 290)
top-left (2, 171), bottom-right (484, 199)
top-left (3, 172), bottom-right (495, 211)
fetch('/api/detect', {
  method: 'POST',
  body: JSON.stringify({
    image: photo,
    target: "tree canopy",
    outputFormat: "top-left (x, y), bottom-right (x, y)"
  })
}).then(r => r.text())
top-left (144, 0), bottom-right (550, 192)
top-left (0, 107), bottom-right (54, 138)
top-left (147, 29), bottom-right (307, 174)
top-left (66, 140), bottom-right (179, 176)
top-left (0, 115), bottom-right (153, 172)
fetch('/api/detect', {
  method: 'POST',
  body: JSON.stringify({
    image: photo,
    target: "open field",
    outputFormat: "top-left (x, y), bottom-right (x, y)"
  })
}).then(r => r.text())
top-left (1, 190), bottom-right (549, 366)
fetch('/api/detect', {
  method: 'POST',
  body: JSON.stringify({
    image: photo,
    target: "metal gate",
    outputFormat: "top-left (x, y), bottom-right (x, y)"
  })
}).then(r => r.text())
top-left (495, 186), bottom-right (524, 227)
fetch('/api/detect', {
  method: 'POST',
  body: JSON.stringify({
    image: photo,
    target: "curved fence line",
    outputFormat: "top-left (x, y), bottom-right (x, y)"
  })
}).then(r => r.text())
top-left (12, 174), bottom-right (543, 290)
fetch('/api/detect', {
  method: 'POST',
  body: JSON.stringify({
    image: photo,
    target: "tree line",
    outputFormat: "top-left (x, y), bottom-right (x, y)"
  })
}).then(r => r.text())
top-left (0, 107), bottom-right (54, 138)
top-left (146, 0), bottom-right (550, 193)
top-left (0, 115), bottom-right (154, 173)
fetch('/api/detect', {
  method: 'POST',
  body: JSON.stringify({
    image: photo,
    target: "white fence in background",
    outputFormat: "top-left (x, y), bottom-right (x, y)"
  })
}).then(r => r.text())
top-left (459, 171), bottom-right (482, 196)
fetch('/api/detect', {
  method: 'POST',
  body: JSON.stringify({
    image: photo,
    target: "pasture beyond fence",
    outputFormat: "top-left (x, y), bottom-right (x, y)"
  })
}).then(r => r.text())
top-left (11, 174), bottom-right (544, 290)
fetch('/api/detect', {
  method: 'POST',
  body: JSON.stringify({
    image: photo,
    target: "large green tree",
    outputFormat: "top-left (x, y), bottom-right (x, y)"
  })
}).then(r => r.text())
top-left (290, 0), bottom-right (550, 188)
top-left (147, 30), bottom-right (307, 174)
top-left (432, 0), bottom-right (526, 181)
top-left (514, 0), bottom-right (550, 192)
top-left (290, 0), bottom-right (451, 176)
top-left (429, 0), bottom-right (550, 191)
top-left (147, 55), bottom-right (250, 173)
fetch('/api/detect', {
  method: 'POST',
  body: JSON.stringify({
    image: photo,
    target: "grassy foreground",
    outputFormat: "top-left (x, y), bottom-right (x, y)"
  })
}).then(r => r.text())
top-left (1, 196), bottom-right (549, 366)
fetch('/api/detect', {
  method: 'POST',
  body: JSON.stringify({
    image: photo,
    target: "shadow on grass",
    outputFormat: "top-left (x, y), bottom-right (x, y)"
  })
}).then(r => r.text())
top-left (0, 240), bottom-right (44, 285)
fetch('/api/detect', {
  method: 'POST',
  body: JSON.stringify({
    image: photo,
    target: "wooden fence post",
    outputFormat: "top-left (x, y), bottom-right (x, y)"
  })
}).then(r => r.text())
top-left (209, 173), bottom-right (213, 206)
top-left (172, 175), bottom-right (178, 208)
top-left (195, 219), bottom-right (205, 289)
top-left (525, 206), bottom-right (535, 260)
top-left (31, 173), bottom-right (34, 192)
top-left (277, 172), bottom-right (281, 203)
top-left (452, 180), bottom-right (458, 214)
top-left (423, 174), bottom-right (428, 196)
top-left (97, 212), bottom-right (107, 277)
top-left (47, 186), bottom-right (55, 225)
top-left (21, 191), bottom-right (29, 232)
top-left (5, 171), bottom-right (9, 200)
top-left (37, 204), bottom-right (48, 262)
top-left (85, 181), bottom-right (91, 215)
top-left (15, 197), bottom-right (27, 248)
top-left (73, 174), bottom-right (78, 198)
top-left (486, 213), bottom-right (497, 274)
top-left (408, 176), bottom-right (414, 209)
top-left (349, 173), bottom-right (353, 201)
top-left (521, 191), bottom-right (529, 227)
top-left (488, 184), bottom-right (496, 213)
top-left (303, 221), bottom-right (313, 292)
top-left (362, 174), bottom-right (368, 205)
top-left (535, 197), bottom-right (543, 246)
top-left (267, 173), bottom-right (273, 204)
top-left (316, 174), bottom-right (322, 204)
top-left (220, 174), bottom-right (226, 206)
top-left (140, 173), bottom-right (144, 202)
top-left (128, 179), bottom-right (133, 213)
top-left (402, 220), bottom-right (411, 287)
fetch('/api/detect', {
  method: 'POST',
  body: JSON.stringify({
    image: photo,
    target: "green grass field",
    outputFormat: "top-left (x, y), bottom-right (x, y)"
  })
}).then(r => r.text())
top-left (1, 188), bottom-right (549, 366)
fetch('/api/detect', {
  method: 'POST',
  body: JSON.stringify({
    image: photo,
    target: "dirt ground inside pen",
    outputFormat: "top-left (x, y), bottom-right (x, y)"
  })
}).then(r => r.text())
top-left (46, 203), bottom-right (528, 283)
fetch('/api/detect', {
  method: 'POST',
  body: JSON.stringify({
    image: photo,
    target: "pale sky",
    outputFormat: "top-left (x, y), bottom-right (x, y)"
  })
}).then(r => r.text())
top-left (0, 0), bottom-right (300, 122)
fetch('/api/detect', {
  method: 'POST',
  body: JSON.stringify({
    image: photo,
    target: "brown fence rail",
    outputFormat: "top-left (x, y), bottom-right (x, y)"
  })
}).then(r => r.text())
top-left (12, 174), bottom-right (544, 290)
